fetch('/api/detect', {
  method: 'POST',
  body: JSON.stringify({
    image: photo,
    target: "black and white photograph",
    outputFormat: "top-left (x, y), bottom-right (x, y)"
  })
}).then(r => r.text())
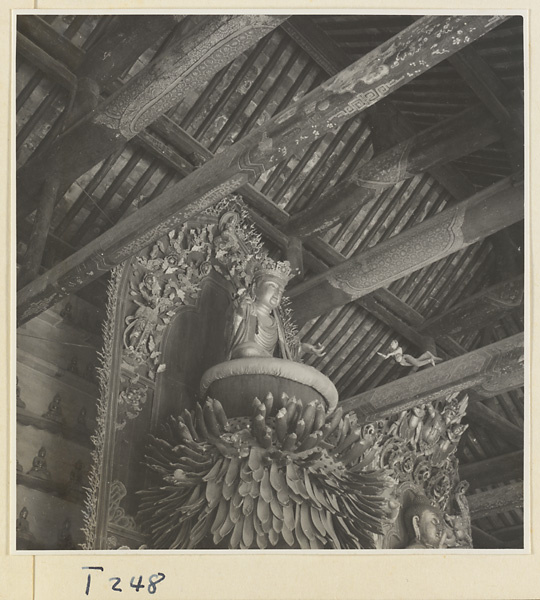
top-left (13, 11), bottom-right (526, 557)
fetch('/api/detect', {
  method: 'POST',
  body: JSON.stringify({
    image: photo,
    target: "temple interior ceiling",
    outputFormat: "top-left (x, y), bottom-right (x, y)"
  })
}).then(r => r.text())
top-left (15, 14), bottom-right (525, 551)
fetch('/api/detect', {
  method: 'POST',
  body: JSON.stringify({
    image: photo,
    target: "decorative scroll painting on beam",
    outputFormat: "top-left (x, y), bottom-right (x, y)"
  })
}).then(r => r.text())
top-left (283, 102), bottom-right (505, 239)
top-left (17, 15), bottom-right (508, 326)
top-left (288, 178), bottom-right (524, 326)
top-left (17, 15), bottom-right (288, 219)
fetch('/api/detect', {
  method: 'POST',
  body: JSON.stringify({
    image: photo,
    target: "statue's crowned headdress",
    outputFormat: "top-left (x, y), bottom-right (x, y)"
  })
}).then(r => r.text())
top-left (252, 255), bottom-right (292, 288)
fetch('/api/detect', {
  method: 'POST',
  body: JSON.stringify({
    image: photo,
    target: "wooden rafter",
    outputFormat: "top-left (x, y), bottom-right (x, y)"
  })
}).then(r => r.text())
top-left (420, 275), bottom-right (524, 337)
top-left (283, 102), bottom-right (503, 239)
top-left (288, 178), bottom-right (524, 325)
top-left (339, 333), bottom-right (524, 421)
top-left (17, 16), bottom-right (507, 326)
top-left (468, 482), bottom-right (523, 520)
top-left (467, 399), bottom-right (524, 448)
top-left (17, 15), bottom-right (287, 220)
top-left (280, 15), bottom-right (479, 203)
top-left (459, 450), bottom-right (523, 489)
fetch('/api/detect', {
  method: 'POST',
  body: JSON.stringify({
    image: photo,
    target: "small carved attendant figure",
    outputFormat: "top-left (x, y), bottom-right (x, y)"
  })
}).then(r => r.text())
top-left (420, 403), bottom-right (446, 449)
top-left (228, 257), bottom-right (325, 361)
top-left (378, 340), bottom-right (442, 369)
top-left (67, 355), bottom-right (79, 375)
top-left (431, 422), bottom-right (469, 465)
top-left (57, 518), bottom-right (76, 550)
top-left (66, 460), bottom-right (85, 499)
top-left (214, 211), bottom-right (250, 256)
top-left (404, 496), bottom-right (447, 549)
top-left (16, 507), bottom-right (35, 544)
top-left (28, 446), bottom-right (51, 479)
top-left (76, 407), bottom-right (88, 431)
top-left (42, 392), bottom-right (64, 423)
top-left (16, 507), bottom-right (31, 535)
top-left (399, 404), bottom-right (426, 445)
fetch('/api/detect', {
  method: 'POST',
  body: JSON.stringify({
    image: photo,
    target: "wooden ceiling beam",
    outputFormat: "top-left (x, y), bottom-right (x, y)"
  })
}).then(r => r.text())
top-left (448, 45), bottom-right (523, 141)
top-left (12, 40), bottom-right (497, 361)
top-left (287, 178), bottom-right (524, 325)
top-left (147, 117), bottom-right (438, 353)
top-left (339, 333), bottom-right (524, 421)
top-left (468, 481), bottom-right (523, 520)
top-left (17, 15), bottom-right (287, 222)
top-left (459, 450), bottom-right (523, 489)
top-left (17, 14), bottom-right (84, 71)
top-left (283, 102), bottom-right (502, 239)
top-left (420, 275), bottom-right (524, 338)
top-left (17, 32), bottom-right (77, 90)
top-left (471, 525), bottom-right (508, 549)
top-left (467, 399), bottom-right (524, 448)
top-left (17, 16), bottom-right (505, 325)
top-left (74, 15), bottom-right (183, 88)
top-left (281, 15), bottom-right (478, 202)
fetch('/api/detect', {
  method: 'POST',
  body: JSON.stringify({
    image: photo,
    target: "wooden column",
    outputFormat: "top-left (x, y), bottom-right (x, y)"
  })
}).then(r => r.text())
top-left (467, 482), bottom-right (523, 520)
top-left (339, 333), bottom-right (523, 422)
top-left (17, 15), bottom-right (286, 220)
top-left (284, 103), bottom-right (502, 239)
top-left (459, 451), bottom-right (523, 490)
top-left (420, 275), bottom-right (524, 337)
top-left (288, 178), bottom-right (524, 325)
top-left (17, 16), bottom-right (506, 326)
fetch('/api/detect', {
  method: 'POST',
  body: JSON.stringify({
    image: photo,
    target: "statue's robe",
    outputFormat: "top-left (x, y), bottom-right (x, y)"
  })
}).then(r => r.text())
top-left (227, 297), bottom-right (298, 361)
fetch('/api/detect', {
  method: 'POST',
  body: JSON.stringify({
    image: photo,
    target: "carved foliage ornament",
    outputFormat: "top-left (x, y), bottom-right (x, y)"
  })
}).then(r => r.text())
top-left (374, 392), bottom-right (472, 548)
top-left (122, 196), bottom-right (265, 378)
top-left (139, 393), bottom-right (395, 550)
top-left (117, 374), bottom-right (149, 430)
top-left (108, 480), bottom-right (138, 531)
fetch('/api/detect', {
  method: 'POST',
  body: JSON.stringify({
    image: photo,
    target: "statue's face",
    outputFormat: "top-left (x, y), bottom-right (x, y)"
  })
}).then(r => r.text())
top-left (417, 508), bottom-right (444, 548)
top-left (255, 278), bottom-right (284, 309)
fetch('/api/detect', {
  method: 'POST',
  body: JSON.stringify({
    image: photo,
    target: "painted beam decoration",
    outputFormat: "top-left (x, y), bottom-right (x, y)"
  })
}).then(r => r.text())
top-left (17, 15), bottom-right (507, 326)
top-left (420, 275), bottom-right (524, 337)
top-left (284, 102), bottom-right (502, 239)
top-left (17, 15), bottom-right (287, 219)
top-left (288, 178), bottom-right (524, 325)
top-left (340, 333), bottom-right (524, 422)
top-left (83, 197), bottom-right (473, 551)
